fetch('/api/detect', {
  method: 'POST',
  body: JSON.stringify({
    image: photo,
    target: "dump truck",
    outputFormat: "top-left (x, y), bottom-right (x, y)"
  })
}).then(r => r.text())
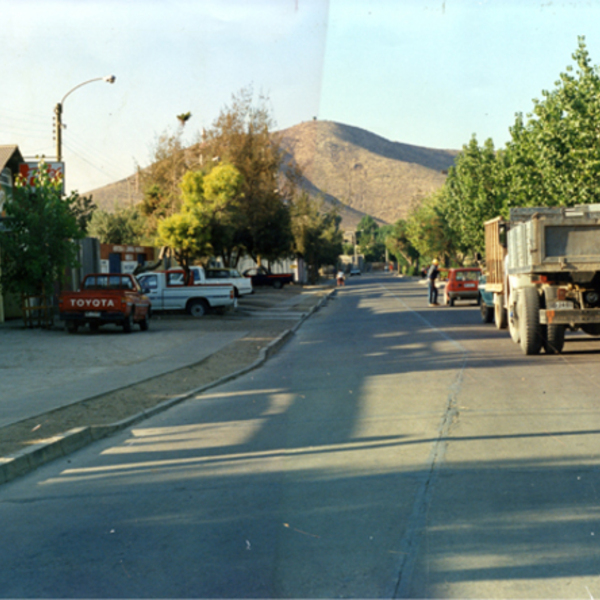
top-left (484, 204), bottom-right (600, 355)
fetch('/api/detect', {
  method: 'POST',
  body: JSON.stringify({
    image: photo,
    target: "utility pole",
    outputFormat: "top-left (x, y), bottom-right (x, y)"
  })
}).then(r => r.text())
top-left (54, 75), bottom-right (116, 163)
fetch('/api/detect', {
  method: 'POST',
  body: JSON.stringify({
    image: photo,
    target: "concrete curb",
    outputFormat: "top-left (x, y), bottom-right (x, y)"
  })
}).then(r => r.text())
top-left (0, 287), bottom-right (336, 487)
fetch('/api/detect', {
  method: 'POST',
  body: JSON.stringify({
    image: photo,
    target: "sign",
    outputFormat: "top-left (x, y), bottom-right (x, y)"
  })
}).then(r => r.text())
top-left (18, 162), bottom-right (65, 192)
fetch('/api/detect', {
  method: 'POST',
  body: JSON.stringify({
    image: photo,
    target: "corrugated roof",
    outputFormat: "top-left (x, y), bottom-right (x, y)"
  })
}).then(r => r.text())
top-left (0, 145), bottom-right (24, 173)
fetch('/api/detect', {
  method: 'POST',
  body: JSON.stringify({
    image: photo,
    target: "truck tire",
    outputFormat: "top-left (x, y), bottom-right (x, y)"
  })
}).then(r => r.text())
top-left (122, 315), bottom-right (132, 333)
top-left (66, 321), bottom-right (78, 334)
top-left (508, 290), bottom-right (520, 343)
top-left (188, 298), bottom-right (209, 317)
top-left (518, 286), bottom-right (542, 355)
top-left (544, 324), bottom-right (565, 354)
top-left (494, 294), bottom-right (508, 329)
top-left (272, 280), bottom-right (283, 290)
top-left (139, 316), bottom-right (149, 331)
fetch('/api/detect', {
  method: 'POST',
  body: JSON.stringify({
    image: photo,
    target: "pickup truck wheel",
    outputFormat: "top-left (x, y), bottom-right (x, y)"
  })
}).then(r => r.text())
top-left (508, 290), bottom-right (520, 343)
top-left (122, 316), bottom-right (132, 333)
top-left (188, 299), bottom-right (209, 318)
top-left (272, 280), bottom-right (283, 290)
top-left (66, 321), bottom-right (78, 334)
top-left (139, 317), bottom-right (149, 331)
top-left (518, 287), bottom-right (542, 355)
top-left (89, 322), bottom-right (99, 332)
top-left (494, 295), bottom-right (508, 329)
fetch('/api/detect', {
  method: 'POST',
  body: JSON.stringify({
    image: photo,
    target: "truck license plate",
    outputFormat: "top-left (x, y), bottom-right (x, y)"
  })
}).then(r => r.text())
top-left (85, 311), bottom-right (101, 318)
top-left (464, 283), bottom-right (475, 288)
top-left (554, 301), bottom-right (573, 310)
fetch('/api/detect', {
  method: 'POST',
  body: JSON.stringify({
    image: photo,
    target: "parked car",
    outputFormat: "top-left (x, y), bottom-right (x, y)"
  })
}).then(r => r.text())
top-left (478, 274), bottom-right (495, 323)
top-left (191, 266), bottom-right (253, 297)
top-left (443, 267), bottom-right (481, 306)
top-left (243, 266), bottom-right (294, 289)
top-left (59, 273), bottom-right (151, 333)
top-left (137, 270), bottom-right (235, 317)
top-left (349, 266), bottom-right (361, 276)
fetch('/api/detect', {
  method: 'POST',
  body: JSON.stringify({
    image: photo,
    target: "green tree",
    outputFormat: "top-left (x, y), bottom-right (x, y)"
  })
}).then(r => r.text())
top-left (384, 219), bottom-right (420, 273)
top-left (355, 215), bottom-right (386, 261)
top-left (138, 127), bottom-right (191, 238)
top-left (88, 206), bottom-right (146, 245)
top-left (505, 37), bottom-right (600, 208)
top-left (405, 190), bottom-right (458, 265)
top-left (156, 163), bottom-right (245, 280)
top-left (292, 193), bottom-right (343, 283)
top-left (0, 163), bottom-right (83, 314)
top-left (200, 87), bottom-right (294, 265)
top-left (441, 135), bottom-right (504, 257)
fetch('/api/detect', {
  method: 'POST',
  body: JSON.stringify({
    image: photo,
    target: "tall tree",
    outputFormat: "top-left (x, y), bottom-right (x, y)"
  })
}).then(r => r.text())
top-left (291, 193), bottom-right (343, 283)
top-left (441, 135), bottom-right (504, 256)
top-left (200, 87), bottom-right (294, 265)
top-left (504, 37), bottom-right (600, 208)
top-left (385, 219), bottom-right (420, 273)
top-left (0, 162), bottom-right (83, 315)
top-left (88, 206), bottom-right (146, 245)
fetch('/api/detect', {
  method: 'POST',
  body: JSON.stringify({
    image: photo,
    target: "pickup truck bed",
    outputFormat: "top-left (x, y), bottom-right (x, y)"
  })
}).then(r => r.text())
top-left (59, 273), bottom-right (151, 333)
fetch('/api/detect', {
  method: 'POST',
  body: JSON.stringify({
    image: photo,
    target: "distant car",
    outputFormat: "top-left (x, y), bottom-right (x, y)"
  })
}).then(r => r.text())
top-left (478, 274), bottom-right (495, 323)
top-left (243, 266), bottom-right (294, 289)
top-left (443, 267), bottom-right (481, 306)
top-left (349, 267), bottom-right (361, 276)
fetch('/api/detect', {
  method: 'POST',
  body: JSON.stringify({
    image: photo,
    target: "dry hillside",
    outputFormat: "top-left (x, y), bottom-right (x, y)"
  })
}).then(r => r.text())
top-left (279, 120), bottom-right (458, 228)
top-left (85, 120), bottom-right (458, 229)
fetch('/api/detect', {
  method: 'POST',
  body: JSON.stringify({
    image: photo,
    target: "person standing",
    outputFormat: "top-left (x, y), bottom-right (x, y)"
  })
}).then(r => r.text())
top-left (427, 259), bottom-right (440, 306)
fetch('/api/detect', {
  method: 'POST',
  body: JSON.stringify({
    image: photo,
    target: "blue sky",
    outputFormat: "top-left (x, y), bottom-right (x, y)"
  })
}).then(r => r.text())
top-left (1, 0), bottom-right (600, 196)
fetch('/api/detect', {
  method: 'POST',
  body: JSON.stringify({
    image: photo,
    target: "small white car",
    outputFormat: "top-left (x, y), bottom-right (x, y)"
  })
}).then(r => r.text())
top-left (350, 267), bottom-right (361, 276)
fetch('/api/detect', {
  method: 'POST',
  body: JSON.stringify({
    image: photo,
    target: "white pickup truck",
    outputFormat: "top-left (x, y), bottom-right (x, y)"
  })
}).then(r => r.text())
top-left (190, 266), bottom-right (253, 297)
top-left (137, 269), bottom-right (235, 317)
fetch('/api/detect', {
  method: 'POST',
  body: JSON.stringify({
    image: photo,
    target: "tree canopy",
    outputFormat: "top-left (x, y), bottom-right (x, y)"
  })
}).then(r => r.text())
top-left (401, 37), bottom-right (600, 263)
top-left (0, 162), bottom-right (83, 302)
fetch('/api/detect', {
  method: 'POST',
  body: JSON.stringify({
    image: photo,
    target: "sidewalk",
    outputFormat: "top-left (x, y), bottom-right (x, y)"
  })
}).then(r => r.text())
top-left (0, 282), bottom-right (336, 485)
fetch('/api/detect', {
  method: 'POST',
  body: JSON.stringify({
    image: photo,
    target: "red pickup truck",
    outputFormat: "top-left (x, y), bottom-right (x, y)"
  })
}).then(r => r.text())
top-left (59, 273), bottom-right (151, 334)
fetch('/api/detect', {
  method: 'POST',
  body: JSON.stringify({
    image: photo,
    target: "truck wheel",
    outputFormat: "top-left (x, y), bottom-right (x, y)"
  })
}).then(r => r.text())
top-left (272, 280), bottom-right (283, 290)
top-left (518, 287), bottom-right (542, 355)
top-left (544, 324), bottom-right (565, 354)
top-left (188, 299), bottom-right (209, 317)
top-left (89, 322), bottom-right (99, 332)
top-left (66, 321), bottom-right (78, 334)
top-left (508, 290), bottom-right (520, 343)
top-left (122, 316), bottom-right (132, 333)
top-left (139, 316), bottom-right (149, 331)
top-left (494, 294), bottom-right (508, 329)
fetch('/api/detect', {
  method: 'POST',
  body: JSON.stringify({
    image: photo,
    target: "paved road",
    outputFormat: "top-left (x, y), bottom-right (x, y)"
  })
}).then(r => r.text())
top-left (1, 274), bottom-right (600, 598)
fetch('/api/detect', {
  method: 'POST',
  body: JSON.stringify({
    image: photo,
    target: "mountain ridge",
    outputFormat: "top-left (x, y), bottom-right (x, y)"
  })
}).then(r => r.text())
top-left (86, 120), bottom-right (459, 230)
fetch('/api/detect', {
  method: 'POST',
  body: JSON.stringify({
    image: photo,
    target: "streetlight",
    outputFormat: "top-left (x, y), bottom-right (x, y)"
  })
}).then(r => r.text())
top-left (54, 75), bottom-right (116, 162)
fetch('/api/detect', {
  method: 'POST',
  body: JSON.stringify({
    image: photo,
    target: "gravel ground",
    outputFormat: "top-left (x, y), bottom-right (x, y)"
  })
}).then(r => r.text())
top-left (0, 284), bottom-right (333, 459)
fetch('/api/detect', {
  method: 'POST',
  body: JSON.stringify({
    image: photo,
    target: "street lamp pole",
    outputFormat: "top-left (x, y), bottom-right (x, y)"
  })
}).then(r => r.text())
top-left (54, 75), bottom-right (116, 162)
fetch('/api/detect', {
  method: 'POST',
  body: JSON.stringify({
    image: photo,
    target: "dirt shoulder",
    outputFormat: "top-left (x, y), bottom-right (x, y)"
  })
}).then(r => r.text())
top-left (0, 284), bottom-right (334, 459)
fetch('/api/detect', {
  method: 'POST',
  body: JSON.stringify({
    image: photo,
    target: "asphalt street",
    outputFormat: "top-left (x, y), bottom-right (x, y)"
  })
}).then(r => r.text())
top-left (1, 274), bottom-right (600, 598)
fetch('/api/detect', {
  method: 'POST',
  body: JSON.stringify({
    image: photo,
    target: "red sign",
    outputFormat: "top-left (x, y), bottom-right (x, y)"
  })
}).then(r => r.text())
top-left (18, 162), bottom-right (65, 190)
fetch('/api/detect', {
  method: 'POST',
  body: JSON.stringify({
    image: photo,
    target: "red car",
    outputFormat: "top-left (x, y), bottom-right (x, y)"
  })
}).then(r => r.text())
top-left (443, 267), bottom-right (481, 306)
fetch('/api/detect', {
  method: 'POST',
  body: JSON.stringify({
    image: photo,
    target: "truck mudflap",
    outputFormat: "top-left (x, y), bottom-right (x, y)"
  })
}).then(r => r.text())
top-left (540, 308), bottom-right (600, 325)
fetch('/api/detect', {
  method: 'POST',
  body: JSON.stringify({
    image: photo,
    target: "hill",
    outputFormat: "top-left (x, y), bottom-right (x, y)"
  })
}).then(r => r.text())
top-left (278, 120), bottom-right (458, 228)
top-left (85, 120), bottom-right (459, 229)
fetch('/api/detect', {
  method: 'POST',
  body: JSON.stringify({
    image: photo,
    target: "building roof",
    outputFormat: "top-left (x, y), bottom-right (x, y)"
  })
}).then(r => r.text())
top-left (0, 145), bottom-right (24, 174)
